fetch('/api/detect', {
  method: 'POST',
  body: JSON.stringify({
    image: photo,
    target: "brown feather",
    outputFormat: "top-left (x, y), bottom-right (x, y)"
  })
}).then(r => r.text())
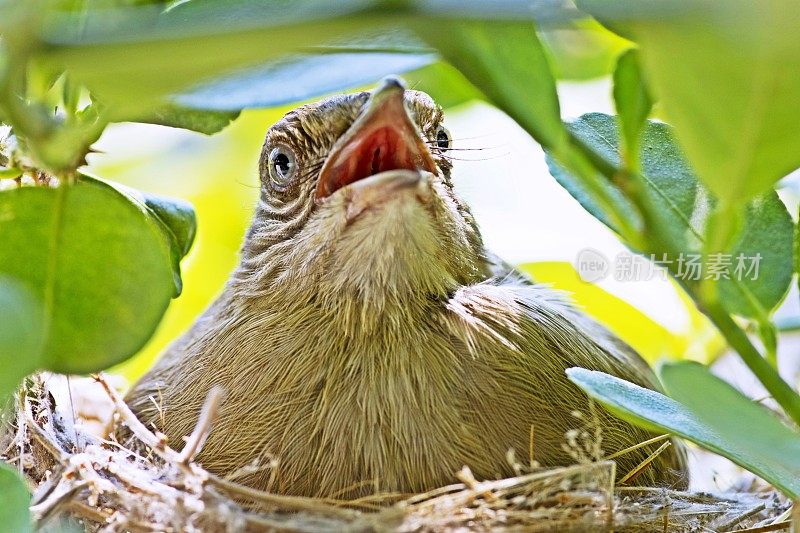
top-left (124, 86), bottom-right (687, 497)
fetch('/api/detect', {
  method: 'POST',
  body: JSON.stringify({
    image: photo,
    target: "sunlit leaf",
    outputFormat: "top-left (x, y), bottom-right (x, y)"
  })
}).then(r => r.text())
top-left (567, 364), bottom-right (800, 498)
top-left (546, 114), bottom-right (794, 318)
top-left (612, 48), bottom-right (651, 172)
top-left (0, 177), bottom-right (191, 373)
top-left (0, 279), bottom-right (43, 399)
top-left (540, 18), bottom-right (630, 81)
top-left (579, 0), bottom-right (800, 205)
top-left (0, 464), bottom-right (32, 533)
top-left (140, 104), bottom-right (240, 134)
top-left (0, 167), bottom-right (22, 179)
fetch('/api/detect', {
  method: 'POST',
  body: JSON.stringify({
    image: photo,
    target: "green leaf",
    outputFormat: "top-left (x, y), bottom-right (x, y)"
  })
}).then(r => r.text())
top-left (579, 0), bottom-right (800, 205)
top-left (415, 20), bottom-right (566, 150)
top-left (0, 178), bottom-right (184, 374)
top-left (611, 48), bottom-right (651, 172)
top-left (567, 365), bottom-right (800, 498)
top-left (81, 175), bottom-right (197, 296)
top-left (0, 167), bottom-right (22, 179)
top-left (540, 18), bottom-right (630, 81)
top-left (401, 61), bottom-right (483, 110)
top-left (546, 114), bottom-right (794, 318)
top-left (174, 51), bottom-right (436, 111)
top-left (0, 279), bottom-right (43, 399)
top-left (23, 1), bottom-right (574, 116)
top-left (35, 4), bottom-right (396, 114)
top-left (140, 192), bottom-right (197, 258)
top-left (0, 463), bottom-right (32, 533)
top-left (139, 104), bottom-right (240, 134)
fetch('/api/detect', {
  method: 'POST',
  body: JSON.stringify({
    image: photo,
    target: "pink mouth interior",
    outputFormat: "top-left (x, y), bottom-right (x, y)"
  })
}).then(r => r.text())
top-left (319, 126), bottom-right (421, 198)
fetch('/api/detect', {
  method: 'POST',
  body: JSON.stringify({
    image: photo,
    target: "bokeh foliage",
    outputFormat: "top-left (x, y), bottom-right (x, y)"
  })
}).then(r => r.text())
top-left (2, 0), bottom-right (800, 525)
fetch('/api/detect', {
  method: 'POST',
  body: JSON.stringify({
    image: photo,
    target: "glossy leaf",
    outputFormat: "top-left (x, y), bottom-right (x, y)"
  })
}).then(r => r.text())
top-left (0, 178), bottom-right (192, 374)
top-left (0, 279), bottom-right (43, 399)
top-left (579, 0), bottom-right (800, 205)
top-left (139, 192), bottom-right (197, 258)
top-left (612, 48), bottom-right (651, 172)
top-left (0, 464), bottom-right (32, 533)
top-left (567, 365), bottom-right (800, 498)
top-left (546, 114), bottom-right (794, 318)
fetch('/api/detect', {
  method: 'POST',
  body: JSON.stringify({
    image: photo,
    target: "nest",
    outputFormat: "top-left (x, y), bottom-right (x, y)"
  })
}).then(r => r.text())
top-left (0, 375), bottom-right (792, 532)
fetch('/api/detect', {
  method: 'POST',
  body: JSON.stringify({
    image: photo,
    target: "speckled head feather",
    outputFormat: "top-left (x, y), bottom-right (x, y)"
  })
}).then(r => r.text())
top-left (234, 79), bottom-right (486, 314)
top-left (125, 78), bottom-right (687, 498)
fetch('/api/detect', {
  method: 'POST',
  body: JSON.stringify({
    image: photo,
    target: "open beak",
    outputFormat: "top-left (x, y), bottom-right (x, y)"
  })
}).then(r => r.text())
top-left (315, 77), bottom-right (437, 201)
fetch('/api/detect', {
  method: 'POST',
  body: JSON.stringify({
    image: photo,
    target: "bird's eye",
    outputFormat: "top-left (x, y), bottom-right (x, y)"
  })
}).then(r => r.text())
top-left (268, 146), bottom-right (297, 190)
top-left (435, 125), bottom-right (452, 151)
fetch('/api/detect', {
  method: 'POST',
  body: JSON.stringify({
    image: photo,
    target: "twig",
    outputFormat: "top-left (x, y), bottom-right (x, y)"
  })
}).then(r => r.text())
top-left (207, 475), bottom-right (361, 519)
top-left (67, 501), bottom-right (112, 525)
top-left (605, 434), bottom-right (670, 460)
top-left (30, 479), bottom-right (92, 522)
top-left (618, 441), bottom-right (671, 484)
top-left (718, 503), bottom-right (767, 532)
top-left (23, 397), bottom-right (67, 462)
top-left (178, 386), bottom-right (225, 464)
top-left (93, 374), bottom-right (181, 464)
top-left (728, 521), bottom-right (790, 533)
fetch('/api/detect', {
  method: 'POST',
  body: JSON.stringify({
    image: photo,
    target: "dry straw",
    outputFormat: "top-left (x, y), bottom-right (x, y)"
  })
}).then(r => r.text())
top-left (0, 375), bottom-right (791, 532)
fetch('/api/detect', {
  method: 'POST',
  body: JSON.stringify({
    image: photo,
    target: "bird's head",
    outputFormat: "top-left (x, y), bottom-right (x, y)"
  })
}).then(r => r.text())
top-left (237, 77), bottom-right (489, 306)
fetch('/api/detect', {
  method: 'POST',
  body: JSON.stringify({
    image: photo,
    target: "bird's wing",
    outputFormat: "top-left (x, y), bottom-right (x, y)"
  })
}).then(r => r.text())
top-left (448, 277), bottom-right (661, 393)
top-left (483, 250), bottom-right (535, 287)
top-left (443, 280), bottom-right (687, 485)
top-left (481, 249), bottom-right (657, 389)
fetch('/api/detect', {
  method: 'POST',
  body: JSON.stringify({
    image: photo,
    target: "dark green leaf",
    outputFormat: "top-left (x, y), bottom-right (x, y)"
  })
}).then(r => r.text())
top-left (0, 178), bottom-right (178, 373)
top-left (611, 48), bottom-right (651, 172)
top-left (140, 193), bottom-right (196, 258)
top-left (0, 279), bottom-right (43, 399)
top-left (567, 365), bottom-right (800, 498)
top-left (546, 114), bottom-right (794, 317)
top-left (579, 0), bottom-right (800, 205)
top-left (0, 463), bottom-right (32, 533)
top-left (140, 104), bottom-right (240, 134)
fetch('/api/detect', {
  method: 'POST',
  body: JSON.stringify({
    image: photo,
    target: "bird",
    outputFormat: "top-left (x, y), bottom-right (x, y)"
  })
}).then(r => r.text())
top-left (124, 77), bottom-right (687, 498)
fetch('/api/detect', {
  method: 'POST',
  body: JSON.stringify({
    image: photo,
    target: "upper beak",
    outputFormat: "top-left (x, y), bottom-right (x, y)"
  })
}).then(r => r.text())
top-left (315, 77), bottom-right (437, 201)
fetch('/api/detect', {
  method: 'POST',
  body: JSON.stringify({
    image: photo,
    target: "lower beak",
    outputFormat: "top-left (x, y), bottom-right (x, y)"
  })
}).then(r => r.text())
top-left (315, 77), bottom-right (437, 201)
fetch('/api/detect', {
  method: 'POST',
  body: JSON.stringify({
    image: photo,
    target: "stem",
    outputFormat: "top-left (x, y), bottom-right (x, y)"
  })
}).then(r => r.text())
top-left (703, 296), bottom-right (800, 427)
top-left (552, 139), bottom-right (645, 249)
